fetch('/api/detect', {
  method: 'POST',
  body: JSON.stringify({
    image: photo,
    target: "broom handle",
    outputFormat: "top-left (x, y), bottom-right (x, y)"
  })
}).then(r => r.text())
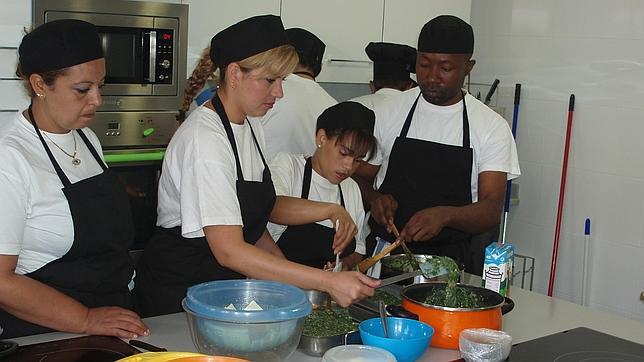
top-left (548, 94), bottom-right (575, 296)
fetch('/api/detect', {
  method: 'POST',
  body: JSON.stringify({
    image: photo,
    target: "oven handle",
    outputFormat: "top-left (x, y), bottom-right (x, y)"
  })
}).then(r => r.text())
top-left (104, 151), bottom-right (165, 164)
top-left (148, 31), bottom-right (157, 83)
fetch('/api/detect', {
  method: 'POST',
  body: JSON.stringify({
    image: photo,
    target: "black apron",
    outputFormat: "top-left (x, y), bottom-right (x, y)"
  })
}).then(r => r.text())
top-left (135, 94), bottom-right (276, 317)
top-left (367, 91), bottom-right (475, 271)
top-left (0, 106), bottom-right (135, 338)
top-left (276, 157), bottom-right (355, 268)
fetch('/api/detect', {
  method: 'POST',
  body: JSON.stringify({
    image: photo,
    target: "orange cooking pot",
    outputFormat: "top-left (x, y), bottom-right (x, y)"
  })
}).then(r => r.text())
top-left (395, 282), bottom-right (514, 349)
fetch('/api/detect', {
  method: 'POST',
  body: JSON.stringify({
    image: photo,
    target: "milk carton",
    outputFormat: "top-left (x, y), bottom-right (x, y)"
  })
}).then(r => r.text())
top-left (482, 242), bottom-right (514, 297)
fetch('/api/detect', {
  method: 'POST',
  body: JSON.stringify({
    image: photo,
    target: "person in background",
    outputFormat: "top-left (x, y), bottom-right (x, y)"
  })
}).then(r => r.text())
top-left (0, 20), bottom-right (148, 338)
top-left (135, 15), bottom-right (379, 318)
top-left (353, 15), bottom-right (520, 275)
top-left (351, 42), bottom-right (417, 110)
top-left (269, 102), bottom-right (376, 271)
top-left (251, 27), bottom-right (337, 161)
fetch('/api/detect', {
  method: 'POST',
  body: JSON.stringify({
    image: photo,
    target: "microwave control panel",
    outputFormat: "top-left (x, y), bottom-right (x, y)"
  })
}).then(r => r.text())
top-left (155, 30), bottom-right (174, 84)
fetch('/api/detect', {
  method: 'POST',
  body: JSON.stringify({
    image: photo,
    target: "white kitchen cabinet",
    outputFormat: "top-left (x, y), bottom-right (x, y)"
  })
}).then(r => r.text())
top-left (383, 0), bottom-right (471, 48)
top-left (181, 0), bottom-right (281, 74)
top-left (0, 0), bottom-right (30, 47)
top-left (280, 0), bottom-right (384, 83)
top-left (0, 1), bottom-right (29, 114)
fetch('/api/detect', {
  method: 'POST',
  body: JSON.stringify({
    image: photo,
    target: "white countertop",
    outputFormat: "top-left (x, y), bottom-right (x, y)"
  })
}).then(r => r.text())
top-left (11, 281), bottom-right (644, 361)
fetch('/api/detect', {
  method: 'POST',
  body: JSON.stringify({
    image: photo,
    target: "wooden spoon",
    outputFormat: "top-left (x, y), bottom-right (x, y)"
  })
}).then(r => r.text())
top-left (357, 238), bottom-right (402, 273)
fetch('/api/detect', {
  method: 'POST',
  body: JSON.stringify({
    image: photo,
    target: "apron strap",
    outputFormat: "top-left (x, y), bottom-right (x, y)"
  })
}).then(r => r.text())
top-left (399, 91), bottom-right (471, 149)
top-left (76, 128), bottom-right (108, 171)
top-left (461, 90), bottom-right (471, 149)
top-left (211, 93), bottom-right (245, 181)
top-left (28, 105), bottom-right (71, 187)
top-left (211, 93), bottom-right (271, 182)
top-left (399, 94), bottom-right (421, 138)
top-left (247, 118), bottom-right (271, 182)
top-left (301, 157), bottom-right (345, 207)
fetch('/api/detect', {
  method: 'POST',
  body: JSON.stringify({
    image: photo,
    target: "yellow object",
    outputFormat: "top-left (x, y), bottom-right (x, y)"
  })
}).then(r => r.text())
top-left (116, 352), bottom-right (250, 362)
top-left (116, 352), bottom-right (207, 362)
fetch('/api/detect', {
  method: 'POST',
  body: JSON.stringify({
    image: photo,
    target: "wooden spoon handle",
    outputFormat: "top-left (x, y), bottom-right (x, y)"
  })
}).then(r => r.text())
top-left (358, 238), bottom-right (402, 273)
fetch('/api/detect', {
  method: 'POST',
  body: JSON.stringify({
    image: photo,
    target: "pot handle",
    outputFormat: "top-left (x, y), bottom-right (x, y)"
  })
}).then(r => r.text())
top-left (385, 305), bottom-right (419, 320)
top-left (501, 296), bottom-right (515, 314)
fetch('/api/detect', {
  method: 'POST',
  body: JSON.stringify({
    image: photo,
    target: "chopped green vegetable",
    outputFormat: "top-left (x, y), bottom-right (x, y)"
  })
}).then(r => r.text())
top-left (424, 285), bottom-right (484, 308)
top-left (368, 289), bottom-right (401, 306)
top-left (302, 307), bottom-right (357, 337)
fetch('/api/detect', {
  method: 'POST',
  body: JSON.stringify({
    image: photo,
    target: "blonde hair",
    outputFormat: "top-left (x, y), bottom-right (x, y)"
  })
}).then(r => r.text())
top-left (177, 44), bottom-right (298, 122)
top-left (178, 47), bottom-right (217, 122)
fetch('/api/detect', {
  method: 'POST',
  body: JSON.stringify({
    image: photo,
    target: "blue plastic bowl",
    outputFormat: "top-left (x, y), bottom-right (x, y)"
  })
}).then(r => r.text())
top-left (183, 280), bottom-right (312, 361)
top-left (359, 317), bottom-right (434, 362)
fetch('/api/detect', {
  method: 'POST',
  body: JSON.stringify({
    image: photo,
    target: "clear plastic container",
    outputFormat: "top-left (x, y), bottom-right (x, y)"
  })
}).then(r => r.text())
top-left (459, 328), bottom-right (512, 362)
top-left (183, 280), bottom-right (312, 361)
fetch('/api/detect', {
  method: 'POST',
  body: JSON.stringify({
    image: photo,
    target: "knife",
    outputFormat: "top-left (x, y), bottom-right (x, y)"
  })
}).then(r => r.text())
top-left (378, 270), bottom-right (423, 288)
top-left (129, 339), bottom-right (167, 352)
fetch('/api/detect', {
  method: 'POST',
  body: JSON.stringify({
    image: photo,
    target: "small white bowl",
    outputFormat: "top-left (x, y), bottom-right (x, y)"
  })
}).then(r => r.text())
top-left (322, 345), bottom-right (396, 362)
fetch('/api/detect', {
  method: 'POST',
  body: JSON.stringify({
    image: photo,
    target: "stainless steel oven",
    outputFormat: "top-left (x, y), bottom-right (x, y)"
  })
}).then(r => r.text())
top-left (33, 0), bottom-right (189, 249)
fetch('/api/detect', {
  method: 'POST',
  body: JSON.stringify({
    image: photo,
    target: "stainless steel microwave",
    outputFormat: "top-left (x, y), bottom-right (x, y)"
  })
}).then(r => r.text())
top-left (33, 0), bottom-right (188, 113)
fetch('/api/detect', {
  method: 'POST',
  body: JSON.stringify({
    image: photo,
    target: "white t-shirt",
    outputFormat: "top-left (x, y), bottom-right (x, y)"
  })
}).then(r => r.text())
top-left (350, 88), bottom-right (403, 110)
top-left (251, 74), bottom-right (337, 161)
top-left (370, 88), bottom-right (521, 202)
top-left (0, 112), bottom-right (104, 274)
top-left (267, 152), bottom-right (367, 256)
top-left (157, 105), bottom-right (268, 238)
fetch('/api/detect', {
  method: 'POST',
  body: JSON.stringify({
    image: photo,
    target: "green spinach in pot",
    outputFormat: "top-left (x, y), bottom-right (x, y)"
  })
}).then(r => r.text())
top-left (420, 256), bottom-right (483, 308)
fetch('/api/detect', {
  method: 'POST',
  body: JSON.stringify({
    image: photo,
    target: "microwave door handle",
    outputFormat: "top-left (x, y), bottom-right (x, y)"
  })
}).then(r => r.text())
top-left (148, 31), bottom-right (157, 83)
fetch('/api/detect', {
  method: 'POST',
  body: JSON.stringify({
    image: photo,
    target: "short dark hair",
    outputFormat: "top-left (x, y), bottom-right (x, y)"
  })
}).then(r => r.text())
top-left (316, 102), bottom-right (377, 160)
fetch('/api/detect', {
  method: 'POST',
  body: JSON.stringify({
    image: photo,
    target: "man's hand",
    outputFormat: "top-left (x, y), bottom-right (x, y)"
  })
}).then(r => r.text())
top-left (369, 194), bottom-right (398, 227)
top-left (400, 206), bottom-right (451, 242)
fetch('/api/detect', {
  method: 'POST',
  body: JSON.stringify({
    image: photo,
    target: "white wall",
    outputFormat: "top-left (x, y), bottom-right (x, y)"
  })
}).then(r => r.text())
top-left (470, 0), bottom-right (644, 321)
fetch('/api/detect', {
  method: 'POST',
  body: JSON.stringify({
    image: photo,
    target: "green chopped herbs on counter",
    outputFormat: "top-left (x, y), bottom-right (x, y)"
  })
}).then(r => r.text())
top-left (302, 307), bottom-right (357, 337)
top-left (368, 289), bottom-right (401, 306)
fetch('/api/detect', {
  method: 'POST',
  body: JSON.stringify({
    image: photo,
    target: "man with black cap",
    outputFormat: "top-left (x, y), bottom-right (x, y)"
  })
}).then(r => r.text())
top-left (253, 27), bottom-right (336, 160)
top-left (351, 42), bottom-right (417, 110)
top-left (354, 15), bottom-right (520, 274)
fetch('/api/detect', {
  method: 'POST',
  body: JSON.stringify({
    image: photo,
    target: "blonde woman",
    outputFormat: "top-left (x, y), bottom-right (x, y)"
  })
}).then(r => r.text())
top-left (135, 15), bottom-right (379, 317)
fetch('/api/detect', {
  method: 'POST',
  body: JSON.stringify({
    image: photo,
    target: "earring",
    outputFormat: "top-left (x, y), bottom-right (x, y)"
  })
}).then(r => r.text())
top-left (36, 93), bottom-right (44, 98)
top-left (317, 144), bottom-right (321, 148)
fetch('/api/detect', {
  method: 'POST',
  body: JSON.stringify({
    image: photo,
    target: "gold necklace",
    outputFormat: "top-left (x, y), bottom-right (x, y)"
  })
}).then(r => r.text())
top-left (42, 131), bottom-right (81, 166)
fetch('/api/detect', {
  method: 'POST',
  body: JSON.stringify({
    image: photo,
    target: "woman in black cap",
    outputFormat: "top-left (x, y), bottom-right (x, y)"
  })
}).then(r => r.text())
top-left (0, 19), bottom-right (148, 338)
top-left (135, 15), bottom-right (379, 317)
top-left (269, 102), bottom-right (376, 271)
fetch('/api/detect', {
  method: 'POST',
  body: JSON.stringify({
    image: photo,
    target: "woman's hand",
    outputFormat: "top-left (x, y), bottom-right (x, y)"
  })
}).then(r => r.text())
top-left (83, 306), bottom-right (149, 339)
top-left (323, 271), bottom-right (380, 307)
top-left (326, 204), bottom-right (358, 254)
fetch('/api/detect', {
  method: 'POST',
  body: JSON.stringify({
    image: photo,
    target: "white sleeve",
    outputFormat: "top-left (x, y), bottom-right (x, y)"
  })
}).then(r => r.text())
top-left (266, 152), bottom-right (297, 241)
top-left (269, 152), bottom-right (297, 198)
top-left (353, 197), bottom-right (367, 256)
top-left (344, 180), bottom-right (367, 256)
top-left (0, 169), bottom-right (28, 255)
top-left (179, 132), bottom-right (243, 238)
top-left (478, 119), bottom-right (521, 180)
